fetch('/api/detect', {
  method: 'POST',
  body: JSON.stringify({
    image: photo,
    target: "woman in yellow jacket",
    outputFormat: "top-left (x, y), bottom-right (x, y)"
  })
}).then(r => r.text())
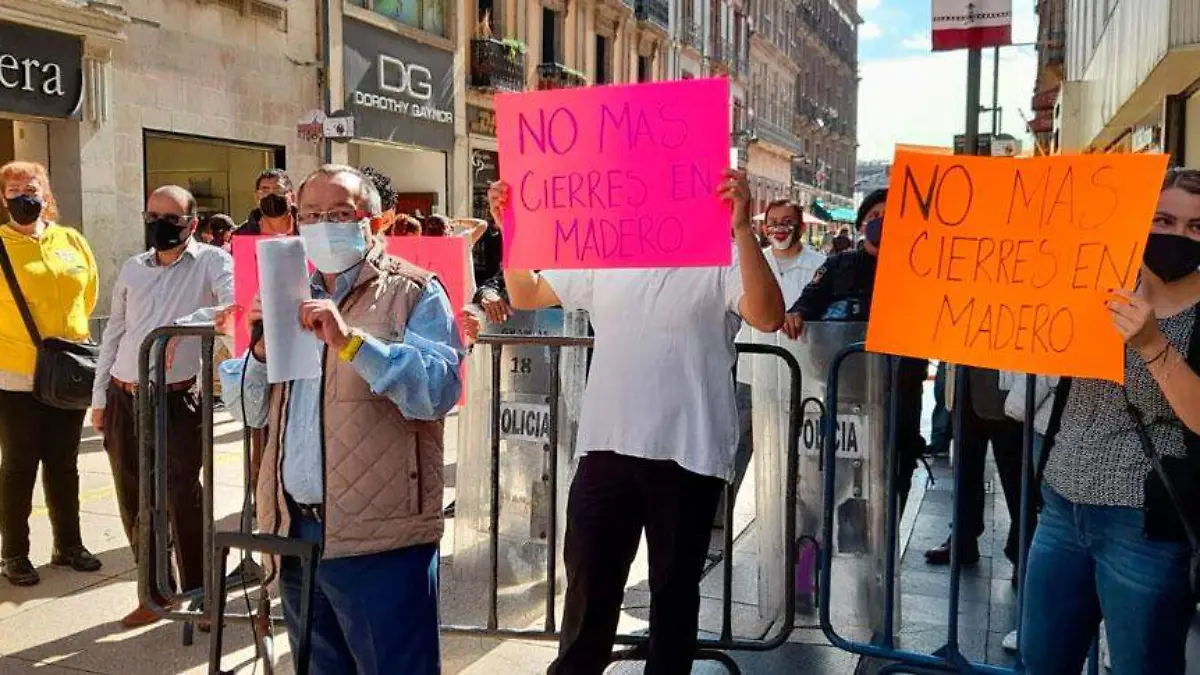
top-left (0, 161), bottom-right (101, 586)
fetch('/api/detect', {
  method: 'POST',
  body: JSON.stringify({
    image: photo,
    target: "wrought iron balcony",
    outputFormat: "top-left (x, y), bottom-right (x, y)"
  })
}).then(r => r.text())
top-left (470, 38), bottom-right (527, 92)
top-left (710, 39), bottom-right (735, 71)
top-left (682, 20), bottom-right (703, 49)
top-left (750, 118), bottom-right (805, 155)
top-left (635, 0), bottom-right (669, 29)
top-left (537, 63), bottom-right (587, 90)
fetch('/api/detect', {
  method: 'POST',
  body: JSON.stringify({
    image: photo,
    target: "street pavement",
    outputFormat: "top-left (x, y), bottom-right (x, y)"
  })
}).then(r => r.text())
top-left (2, 400), bottom-right (1198, 674)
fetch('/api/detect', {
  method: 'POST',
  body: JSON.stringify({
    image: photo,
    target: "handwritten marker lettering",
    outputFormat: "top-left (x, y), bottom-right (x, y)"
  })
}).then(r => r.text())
top-left (495, 79), bottom-right (733, 270)
top-left (866, 150), bottom-right (1169, 384)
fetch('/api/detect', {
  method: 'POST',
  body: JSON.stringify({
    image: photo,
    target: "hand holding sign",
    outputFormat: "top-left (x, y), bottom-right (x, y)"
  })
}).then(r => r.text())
top-left (718, 169), bottom-right (753, 234)
top-left (1108, 288), bottom-right (1162, 355)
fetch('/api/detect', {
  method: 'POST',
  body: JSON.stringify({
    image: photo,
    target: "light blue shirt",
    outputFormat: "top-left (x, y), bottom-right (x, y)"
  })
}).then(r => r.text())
top-left (221, 263), bottom-right (464, 505)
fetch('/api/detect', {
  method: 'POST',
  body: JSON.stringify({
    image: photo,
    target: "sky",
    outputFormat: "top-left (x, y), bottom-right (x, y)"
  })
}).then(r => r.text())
top-left (855, 0), bottom-right (1039, 161)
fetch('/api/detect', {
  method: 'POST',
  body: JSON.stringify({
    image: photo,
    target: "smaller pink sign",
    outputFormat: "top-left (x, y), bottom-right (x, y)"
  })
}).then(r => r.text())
top-left (231, 236), bottom-right (263, 355)
top-left (495, 78), bottom-right (733, 269)
top-left (386, 236), bottom-right (471, 406)
top-left (233, 235), bottom-right (472, 403)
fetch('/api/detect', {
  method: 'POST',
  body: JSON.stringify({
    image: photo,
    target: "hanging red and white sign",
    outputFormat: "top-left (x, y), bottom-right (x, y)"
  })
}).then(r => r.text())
top-left (931, 0), bottom-right (1012, 51)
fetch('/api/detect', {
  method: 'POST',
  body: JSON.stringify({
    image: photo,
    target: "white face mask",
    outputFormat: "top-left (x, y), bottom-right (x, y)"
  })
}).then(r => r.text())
top-left (765, 224), bottom-right (798, 250)
top-left (300, 220), bottom-right (369, 273)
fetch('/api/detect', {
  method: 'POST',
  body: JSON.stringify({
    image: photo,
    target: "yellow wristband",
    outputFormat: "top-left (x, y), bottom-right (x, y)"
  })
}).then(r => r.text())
top-left (338, 331), bottom-right (365, 363)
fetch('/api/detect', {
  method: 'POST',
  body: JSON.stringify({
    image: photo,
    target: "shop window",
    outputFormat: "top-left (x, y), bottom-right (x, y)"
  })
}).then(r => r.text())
top-left (144, 132), bottom-right (282, 224)
top-left (361, 0), bottom-right (446, 37)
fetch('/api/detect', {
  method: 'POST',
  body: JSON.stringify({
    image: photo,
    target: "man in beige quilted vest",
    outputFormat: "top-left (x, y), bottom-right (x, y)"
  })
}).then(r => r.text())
top-left (225, 165), bottom-right (463, 674)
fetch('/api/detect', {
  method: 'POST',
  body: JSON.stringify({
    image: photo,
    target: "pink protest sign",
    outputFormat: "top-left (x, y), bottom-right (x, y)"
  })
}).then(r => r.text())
top-left (232, 236), bottom-right (264, 355)
top-left (385, 237), bottom-right (470, 334)
top-left (495, 78), bottom-right (732, 269)
top-left (386, 236), bottom-right (471, 405)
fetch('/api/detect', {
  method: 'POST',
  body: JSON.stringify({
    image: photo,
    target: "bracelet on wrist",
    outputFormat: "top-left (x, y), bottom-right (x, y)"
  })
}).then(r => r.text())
top-left (338, 330), bottom-right (365, 363)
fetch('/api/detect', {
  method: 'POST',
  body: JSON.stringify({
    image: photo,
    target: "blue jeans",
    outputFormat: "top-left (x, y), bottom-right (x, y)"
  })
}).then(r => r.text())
top-left (279, 509), bottom-right (441, 675)
top-left (1020, 486), bottom-right (1193, 675)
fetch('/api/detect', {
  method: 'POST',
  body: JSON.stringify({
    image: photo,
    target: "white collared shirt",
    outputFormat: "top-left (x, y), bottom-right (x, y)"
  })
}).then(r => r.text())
top-left (92, 238), bottom-right (233, 409)
top-left (541, 265), bottom-right (746, 480)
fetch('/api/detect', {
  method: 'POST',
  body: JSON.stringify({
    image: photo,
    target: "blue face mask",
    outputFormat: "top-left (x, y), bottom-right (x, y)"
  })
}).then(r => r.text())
top-left (300, 220), bottom-right (369, 273)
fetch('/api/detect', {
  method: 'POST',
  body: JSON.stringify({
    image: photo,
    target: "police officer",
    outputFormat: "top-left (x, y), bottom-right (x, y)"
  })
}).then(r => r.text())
top-left (782, 188), bottom-right (928, 510)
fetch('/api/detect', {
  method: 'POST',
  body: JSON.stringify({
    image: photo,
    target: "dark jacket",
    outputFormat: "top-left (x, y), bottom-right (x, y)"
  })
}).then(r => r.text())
top-left (1042, 308), bottom-right (1200, 543)
top-left (789, 248), bottom-right (877, 321)
top-left (235, 208), bottom-right (264, 237)
top-left (472, 226), bottom-right (506, 303)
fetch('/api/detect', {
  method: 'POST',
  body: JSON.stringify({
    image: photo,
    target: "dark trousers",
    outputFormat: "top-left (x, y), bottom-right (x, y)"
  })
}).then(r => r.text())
top-left (929, 362), bottom-right (952, 455)
top-left (280, 507), bottom-right (441, 675)
top-left (550, 452), bottom-right (725, 675)
top-left (958, 405), bottom-right (1036, 564)
top-left (893, 358), bottom-right (929, 513)
top-left (0, 390), bottom-right (87, 559)
top-left (103, 384), bottom-right (205, 592)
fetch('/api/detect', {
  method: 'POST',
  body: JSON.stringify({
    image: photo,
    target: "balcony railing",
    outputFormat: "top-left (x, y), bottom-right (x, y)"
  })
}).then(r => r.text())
top-left (537, 63), bottom-right (587, 90)
top-left (750, 118), bottom-right (805, 155)
top-left (710, 39), bottom-right (735, 71)
top-left (635, 0), bottom-right (669, 29)
top-left (470, 38), bottom-right (527, 92)
top-left (682, 20), bottom-right (703, 49)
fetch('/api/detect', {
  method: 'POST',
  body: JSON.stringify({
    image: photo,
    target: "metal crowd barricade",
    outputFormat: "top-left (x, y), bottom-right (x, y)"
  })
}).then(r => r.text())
top-left (442, 334), bottom-right (804, 674)
top-left (817, 344), bottom-right (1102, 675)
top-left (136, 325), bottom-right (318, 675)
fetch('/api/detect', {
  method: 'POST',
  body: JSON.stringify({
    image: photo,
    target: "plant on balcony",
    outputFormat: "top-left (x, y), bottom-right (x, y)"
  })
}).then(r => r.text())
top-left (470, 14), bottom-right (527, 92)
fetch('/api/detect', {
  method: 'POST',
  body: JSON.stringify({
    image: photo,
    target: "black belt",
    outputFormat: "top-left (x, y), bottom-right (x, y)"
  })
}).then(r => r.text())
top-left (292, 501), bottom-right (324, 523)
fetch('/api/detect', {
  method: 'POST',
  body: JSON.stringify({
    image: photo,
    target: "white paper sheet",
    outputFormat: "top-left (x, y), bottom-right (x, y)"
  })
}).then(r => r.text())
top-left (257, 237), bottom-right (322, 383)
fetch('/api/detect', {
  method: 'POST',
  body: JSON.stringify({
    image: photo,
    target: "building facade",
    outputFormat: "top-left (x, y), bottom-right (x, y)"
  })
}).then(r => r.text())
top-left (0, 0), bottom-right (323, 318)
top-left (1052, 0), bottom-right (1200, 163)
top-left (744, 0), bottom-right (859, 219)
top-left (459, 0), bottom-right (673, 220)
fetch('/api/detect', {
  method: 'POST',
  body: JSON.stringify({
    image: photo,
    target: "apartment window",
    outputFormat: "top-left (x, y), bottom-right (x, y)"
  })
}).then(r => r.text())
top-left (542, 7), bottom-right (561, 64)
top-left (595, 35), bottom-right (611, 84)
top-left (477, 0), bottom-right (496, 33)
top-left (637, 55), bottom-right (651, 83)
top-left (361, 0), bottom-right (447, 37)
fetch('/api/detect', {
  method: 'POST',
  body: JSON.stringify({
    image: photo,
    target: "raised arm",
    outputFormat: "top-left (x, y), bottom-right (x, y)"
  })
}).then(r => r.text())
top-left (723, 170), bottom-right (784, 332)
top-left (488, 181), bottom-right (563, 310)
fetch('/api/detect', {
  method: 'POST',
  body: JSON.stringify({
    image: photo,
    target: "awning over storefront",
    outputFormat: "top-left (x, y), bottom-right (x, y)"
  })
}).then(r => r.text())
top-left (812, 199), bottom-right (856, 223)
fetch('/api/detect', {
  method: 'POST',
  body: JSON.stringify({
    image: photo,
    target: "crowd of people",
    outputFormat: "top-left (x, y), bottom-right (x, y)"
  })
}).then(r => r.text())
top-left (0, 155), bottom-right (1197, 675)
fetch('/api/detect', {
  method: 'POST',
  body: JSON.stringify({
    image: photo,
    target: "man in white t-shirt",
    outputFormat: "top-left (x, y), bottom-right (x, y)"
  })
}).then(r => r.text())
top-left (725, 199), bottom-right (826, 524)
top-left (488, 171), bottom-right (783, 674)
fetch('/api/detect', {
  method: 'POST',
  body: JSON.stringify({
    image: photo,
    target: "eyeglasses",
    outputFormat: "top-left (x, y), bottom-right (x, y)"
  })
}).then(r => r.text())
top-left (296, 208), bottom-right (361, 226)
top-left (144, 212), bottom-right (193, 226)
top-left (765, 220), bottom-right (800, 229)
top-left (256, 187), bottom-right (290, 197)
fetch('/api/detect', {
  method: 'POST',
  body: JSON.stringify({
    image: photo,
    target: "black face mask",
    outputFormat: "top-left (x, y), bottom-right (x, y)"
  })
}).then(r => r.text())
top-left (146, 217), bottom-right (191, 252)
top-left (863, 216), bottom-right (883, 247)
top-left (1144, 232), bottom-right (1200, 282)
top-left (259, 193), bottom-right (289, 219)
top-left (7, 195), bottom-right (43, 226)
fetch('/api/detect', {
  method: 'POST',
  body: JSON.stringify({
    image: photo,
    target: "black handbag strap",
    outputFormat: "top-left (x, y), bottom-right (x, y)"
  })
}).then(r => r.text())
top-left (0, 237), bottom-right (42, 344)
top-left (1123, 390), bottom-right (1200, 552)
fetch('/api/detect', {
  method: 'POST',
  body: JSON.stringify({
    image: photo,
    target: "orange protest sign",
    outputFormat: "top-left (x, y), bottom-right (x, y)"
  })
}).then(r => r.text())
top-left (865, 150), bottom-right (1169, 383)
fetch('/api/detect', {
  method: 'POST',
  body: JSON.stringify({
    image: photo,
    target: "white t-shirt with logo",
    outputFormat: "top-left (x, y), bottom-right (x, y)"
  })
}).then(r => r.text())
top-left (734, 247), bottom-right (827, 383)
top-left (541, 265), bottom-right (745, 480)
